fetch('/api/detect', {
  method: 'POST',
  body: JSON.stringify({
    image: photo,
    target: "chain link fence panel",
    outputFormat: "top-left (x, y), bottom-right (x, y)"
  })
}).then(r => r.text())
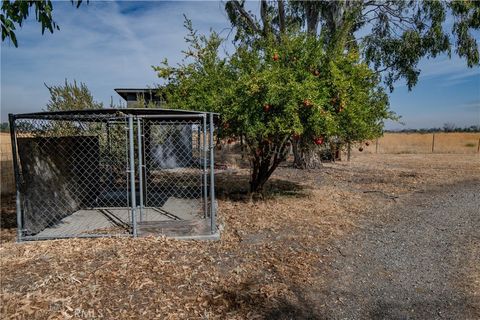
top-left (10, 110), bottom-right (217, 241)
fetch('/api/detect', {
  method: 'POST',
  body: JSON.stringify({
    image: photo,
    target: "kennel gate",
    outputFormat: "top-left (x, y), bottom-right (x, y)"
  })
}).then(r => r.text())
top-left (9, 109), bottom-right (217, 241)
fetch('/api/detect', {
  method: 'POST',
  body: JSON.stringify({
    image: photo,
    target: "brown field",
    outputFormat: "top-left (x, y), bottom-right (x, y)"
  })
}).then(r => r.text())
top-left (358, 132), bottom-right (480, 154)
top-left (1, 153), bottom-right (479, 319)
top-left (0, 132), bottom-right (14, 195)
top-left (1, 131), bottom-right (478, 194)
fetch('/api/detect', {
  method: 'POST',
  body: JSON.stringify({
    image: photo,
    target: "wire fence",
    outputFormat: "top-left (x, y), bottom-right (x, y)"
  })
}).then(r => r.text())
top-left (358, 132), bottom-right (480, 154)
top-left (12, 114), bottom-right (132, 239)
top-left (8, 110), bottom-right (216, 241)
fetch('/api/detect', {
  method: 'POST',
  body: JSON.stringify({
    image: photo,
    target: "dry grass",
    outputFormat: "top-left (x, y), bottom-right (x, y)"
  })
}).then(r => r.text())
top-left (355, 132), bottom-right (480, 154)
top-left (0, 154), bottom-right (478, 319)
top-left (1, 133), bottom-right (15, 195)
top-left (1, 132), bottom-right (478, 197)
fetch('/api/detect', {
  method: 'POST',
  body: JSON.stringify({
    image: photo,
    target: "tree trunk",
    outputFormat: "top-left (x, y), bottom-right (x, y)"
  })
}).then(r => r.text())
top-left (248, 141), bottom-right (288, 194)
top-left (260, 0), bottom-right (270, 35)
top-left (249, 169), bottom-right (271, 194)
top-left (305, 2), bottom-right (320, 35)
top-left (292, 140), bottom-right (306, 169)
top-left (292, 140), bottom-right (322, 169)
top-left (347, 141), bottom-right (351, 161)
top-left (277, 0), bottom-right (286, 34)
top-left (249, 159), bottom-right (283, 193)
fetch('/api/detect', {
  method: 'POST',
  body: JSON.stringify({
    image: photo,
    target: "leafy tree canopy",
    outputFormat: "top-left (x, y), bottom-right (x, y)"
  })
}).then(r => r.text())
top-left (41, 80), bottom-right (103, 136)
top-left (44, 79), bottom-right (103, 112)
top-left (1, 0), bottom-right (85, 47)
top-left (225, 0), bottom-right (480, 91)
top-left (154, 18), bottom-right (393, 192)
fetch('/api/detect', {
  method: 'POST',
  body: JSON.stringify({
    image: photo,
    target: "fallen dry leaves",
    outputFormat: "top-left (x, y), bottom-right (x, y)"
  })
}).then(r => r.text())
top-left (0, 154), bottom-right (478, 319)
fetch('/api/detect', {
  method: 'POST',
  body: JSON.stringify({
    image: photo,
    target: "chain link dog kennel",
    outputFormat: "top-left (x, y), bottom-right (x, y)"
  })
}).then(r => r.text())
top-left (9, 109), bottom-right (217, 241)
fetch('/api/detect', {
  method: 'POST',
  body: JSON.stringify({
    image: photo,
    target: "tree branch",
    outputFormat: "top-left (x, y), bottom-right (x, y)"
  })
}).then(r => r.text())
top-left (231, 0), bottom-right (261, 34)
top-left (278, 0), bottom-right (286, 35)
top-left (260, 0), bottom-right (270, 35)
top-left (305, 2), bottom-right (320, 35)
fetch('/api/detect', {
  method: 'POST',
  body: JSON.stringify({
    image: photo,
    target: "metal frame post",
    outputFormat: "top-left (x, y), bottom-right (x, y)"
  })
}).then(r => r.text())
top-left (128, 116), bottom-right (137, 237)
top-left (197, 123), bottom-right (201, 156)
top-left (202, 115), bottom-right (208, 219)
top-left (138, 114), bottom-right (205, 119)
top-left (209, 113), bottom-right (216, 233)
top-left (143, 120), bottom-right (150, 207)
top-left (137, 118), bottom-right (144, 222)
top-left (106, 121), bottom-right (111, 159)
top-left (9, 114), bottom-right (23, 242)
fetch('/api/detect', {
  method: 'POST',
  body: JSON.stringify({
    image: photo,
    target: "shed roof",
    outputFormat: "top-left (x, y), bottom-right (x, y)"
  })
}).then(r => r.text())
top-left (114, 88), bottom-right (162, 102)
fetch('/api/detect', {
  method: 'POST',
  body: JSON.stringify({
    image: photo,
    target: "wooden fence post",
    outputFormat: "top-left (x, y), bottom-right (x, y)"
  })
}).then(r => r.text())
top-left (477, 138), bottom-right (480, 153)
top-left (375, 138), bottom-right (379, 154)
top-left (432, 133), bottom-right (435, 153)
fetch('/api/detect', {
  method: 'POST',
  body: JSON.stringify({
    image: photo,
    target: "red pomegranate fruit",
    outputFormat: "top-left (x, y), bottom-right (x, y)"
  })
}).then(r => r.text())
top-left (314, 137), bottom-right (324, 145)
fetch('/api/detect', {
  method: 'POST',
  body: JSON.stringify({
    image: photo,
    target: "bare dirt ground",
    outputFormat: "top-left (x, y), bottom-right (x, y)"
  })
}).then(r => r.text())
top-left (1, 154), bottom-right (479, 319)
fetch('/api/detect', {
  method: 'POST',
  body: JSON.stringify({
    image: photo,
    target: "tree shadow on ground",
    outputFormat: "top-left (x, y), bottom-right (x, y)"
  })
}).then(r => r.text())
top-left (215, 171), bottom-right (310, 202)
top-left (1, 194), bottom-right (16, 229)
top-left (209, 278), bottom-right (480, 320)
top-left (208, 276), bottom-right (324, 319)
top-left (1, 194), bottom-right (17, 243)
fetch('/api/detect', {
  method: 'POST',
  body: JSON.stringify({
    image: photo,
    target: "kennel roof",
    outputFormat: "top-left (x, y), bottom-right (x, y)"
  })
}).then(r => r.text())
top-left (10, 108), bottom-right (219, 121)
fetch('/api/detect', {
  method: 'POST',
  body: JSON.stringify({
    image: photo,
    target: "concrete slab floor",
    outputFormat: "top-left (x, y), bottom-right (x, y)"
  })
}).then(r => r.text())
top-left (34, 204), bottom-right (200, 238)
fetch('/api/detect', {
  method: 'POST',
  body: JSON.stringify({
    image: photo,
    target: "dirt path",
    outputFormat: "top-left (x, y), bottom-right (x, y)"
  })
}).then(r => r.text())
top-left (313, 180), bottom-right (480, 319)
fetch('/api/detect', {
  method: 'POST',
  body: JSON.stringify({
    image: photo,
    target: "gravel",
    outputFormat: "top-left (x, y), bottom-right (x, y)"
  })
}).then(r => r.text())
top-left (314, 180), bottom-right (480, 319)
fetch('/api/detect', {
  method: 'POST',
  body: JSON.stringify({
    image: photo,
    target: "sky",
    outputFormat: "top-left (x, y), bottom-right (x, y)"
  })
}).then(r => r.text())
top-left (1, 1), bottom-right (479, 130)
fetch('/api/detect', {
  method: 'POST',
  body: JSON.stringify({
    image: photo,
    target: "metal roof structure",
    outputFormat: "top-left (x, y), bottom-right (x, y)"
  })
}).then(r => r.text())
top-left (10, 108), bottom-right (219, 121)
top-left (114, 88), bottom-right (163, 103)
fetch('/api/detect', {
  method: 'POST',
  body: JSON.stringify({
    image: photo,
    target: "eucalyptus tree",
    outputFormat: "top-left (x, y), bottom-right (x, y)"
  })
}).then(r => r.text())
top-left (225, 0), bottom-right (480, 90)
top-left (1, 0), bottom-right (86, 47)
